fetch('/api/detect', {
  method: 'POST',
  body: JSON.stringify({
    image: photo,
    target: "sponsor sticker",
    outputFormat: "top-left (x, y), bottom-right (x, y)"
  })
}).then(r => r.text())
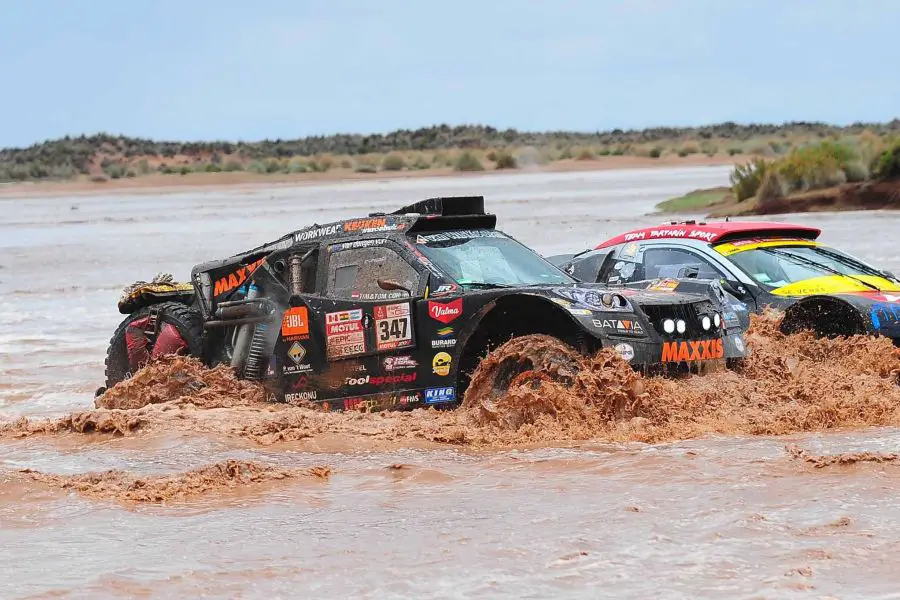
top-left (430, 283), bottom-right (459, 297)
top-left (425, 387), bottom-right (456, 404)
top-left (661, 339), bottom-right (724, 362)
top-left (418, 230), bottom-right (505, 243)
top-left (431, 339), bottom-right (457, 349)
top-left (346, 373), bottom-right (417, 386)
top-left (374, 302), bottom-right (413, 351)
top-left (213, 257), bottom-right (266, 297)
top-left (432, 352), bottom-right (452, 376)
top-left (287, 341), bottom-right (306, 365)
top-left (294, 223), bottom-right (340, 242)
top-left (734, 336), bottom-right (745, 352)
top-left (592, 318), bottom-right (644, 334)
top-left (614, 343), bottom-right (635, 362)
top-left (428, 299), bottom-right (462, 324)
top-left (285, 390), bottom-right (317, 403)
top-left (282, 307), bottom-right (310, 337)
top-left (342, 217), bottom-right (399, 234)
top-left (326, 309), bottom-right (366, 359)
top-left (648, 278), bottom-right (680, 292)
top-left (383, 355), bottom-right (418, 371)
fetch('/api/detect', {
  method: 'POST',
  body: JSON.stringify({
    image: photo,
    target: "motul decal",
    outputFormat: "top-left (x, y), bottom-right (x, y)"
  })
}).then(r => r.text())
top-left (661, 339), bottom-right (724, 362)
top-left (213, 257), bottom-right (266, 297)
top-left (428, 299), bottom-right (462, 324)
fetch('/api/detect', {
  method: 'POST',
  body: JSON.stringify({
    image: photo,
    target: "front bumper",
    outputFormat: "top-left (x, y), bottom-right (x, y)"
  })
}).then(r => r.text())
top-left (606, 329), bottom-right (747, 369)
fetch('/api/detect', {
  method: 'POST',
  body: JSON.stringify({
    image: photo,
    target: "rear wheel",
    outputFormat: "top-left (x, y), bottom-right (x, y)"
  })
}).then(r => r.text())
top-left (103, 301), bottom-right (204, 391)
top-left (462, 334), bottom-right (581, 414)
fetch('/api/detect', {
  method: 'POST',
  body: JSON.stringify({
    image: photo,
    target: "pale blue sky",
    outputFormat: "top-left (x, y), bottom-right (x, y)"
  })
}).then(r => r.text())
top-left (2, 0), bottom-right (897, 147)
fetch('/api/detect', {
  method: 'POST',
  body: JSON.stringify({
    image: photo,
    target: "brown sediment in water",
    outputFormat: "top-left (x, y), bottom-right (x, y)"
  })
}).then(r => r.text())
top-left (785, 443), bottom-right (900, 468)
top-left (95, 355), bottom-right (264, 410)
top-left (3, 312), bottom-right (900, 449)
top-left (18, 459), bottom-right (331, 504)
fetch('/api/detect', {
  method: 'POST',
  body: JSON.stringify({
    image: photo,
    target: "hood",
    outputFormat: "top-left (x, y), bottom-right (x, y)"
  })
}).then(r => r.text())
top-left (771, 275), bottom-right (900, 297)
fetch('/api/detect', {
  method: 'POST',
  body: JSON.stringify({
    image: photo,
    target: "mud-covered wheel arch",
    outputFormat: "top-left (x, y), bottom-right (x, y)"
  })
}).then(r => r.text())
top-left (103, 301), bottom-right (205, 392)
top-left (456, 295), bottom-right (593, 399)
top-left (779, 296), bottom-right (867, 339)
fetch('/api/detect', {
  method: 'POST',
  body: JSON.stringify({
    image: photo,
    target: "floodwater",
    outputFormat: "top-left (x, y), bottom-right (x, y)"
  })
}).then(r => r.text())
top-left (3, 167), bottom-right (900, 599)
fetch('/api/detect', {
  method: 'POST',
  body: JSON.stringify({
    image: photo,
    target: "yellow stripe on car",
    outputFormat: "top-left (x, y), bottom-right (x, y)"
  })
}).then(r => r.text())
top-left (713, 239), bottom-right (819, 256)
top-left (770, 275), bottom-right (900, 297)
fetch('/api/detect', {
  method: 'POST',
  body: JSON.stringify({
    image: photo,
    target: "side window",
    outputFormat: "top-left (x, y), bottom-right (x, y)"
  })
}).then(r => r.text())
top-left (603, 243), bottom-right (645, 284)
top-left (642, 247), bottom-right (724, 280)
top-left (326, 245), bottom-right (420, 300)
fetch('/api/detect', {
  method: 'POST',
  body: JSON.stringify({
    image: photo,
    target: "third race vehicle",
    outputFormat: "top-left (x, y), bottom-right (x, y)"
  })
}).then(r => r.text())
top-left (102, 196), bottom-right (747, 413)
top-left (551, 219), bottom-right (900, 344)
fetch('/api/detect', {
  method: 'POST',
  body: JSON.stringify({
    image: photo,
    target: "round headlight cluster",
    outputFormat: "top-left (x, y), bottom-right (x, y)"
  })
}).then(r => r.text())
top-left (714, 313), bottom-right (721, 328)
top-left (700, 312), bottom-right (724, 331)
top-left (663, 318), bottom-right (687, 334)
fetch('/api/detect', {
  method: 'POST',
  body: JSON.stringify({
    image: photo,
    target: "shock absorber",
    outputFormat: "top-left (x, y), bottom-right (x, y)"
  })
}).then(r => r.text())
top-left (243, 320), bottom-right (279, 380)
top-left (230, 282), bottom-right (259, 370)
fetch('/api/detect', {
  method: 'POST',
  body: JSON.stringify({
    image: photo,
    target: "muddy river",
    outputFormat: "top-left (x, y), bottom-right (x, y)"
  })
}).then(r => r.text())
top-left (3, 167), bottom-right (900, 599)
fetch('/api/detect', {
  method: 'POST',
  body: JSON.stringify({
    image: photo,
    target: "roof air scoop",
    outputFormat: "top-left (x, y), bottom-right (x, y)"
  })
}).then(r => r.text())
top-left (390, 196), bottom-right (486, 217)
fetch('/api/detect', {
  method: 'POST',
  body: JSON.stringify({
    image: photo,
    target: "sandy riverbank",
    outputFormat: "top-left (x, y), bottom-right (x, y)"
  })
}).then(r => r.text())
top-left (0, 154), bottom-right (738, 199)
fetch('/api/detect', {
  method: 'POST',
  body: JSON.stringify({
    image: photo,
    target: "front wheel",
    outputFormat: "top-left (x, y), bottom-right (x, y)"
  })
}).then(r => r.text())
top-left (103, 301), bottom-right (204, 390)
top-left (462, 333), bottom-right (581, 415)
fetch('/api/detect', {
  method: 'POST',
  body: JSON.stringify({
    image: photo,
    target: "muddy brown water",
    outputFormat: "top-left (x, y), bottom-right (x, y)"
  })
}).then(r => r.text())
top-left (3, 167), bottom-right (900, 599)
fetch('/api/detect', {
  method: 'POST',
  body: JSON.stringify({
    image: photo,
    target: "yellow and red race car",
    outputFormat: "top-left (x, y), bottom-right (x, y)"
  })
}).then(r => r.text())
top-left (551, 220), bottom-right (900, 344)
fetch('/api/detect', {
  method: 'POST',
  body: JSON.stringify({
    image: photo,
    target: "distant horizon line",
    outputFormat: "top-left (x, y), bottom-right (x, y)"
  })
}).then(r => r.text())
top-left (6, 117), bottom-right (900, 151)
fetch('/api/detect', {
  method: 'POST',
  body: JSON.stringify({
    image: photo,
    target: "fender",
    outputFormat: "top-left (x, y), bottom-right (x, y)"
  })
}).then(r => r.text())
top-left (117, 275), bottom-right (195, 315)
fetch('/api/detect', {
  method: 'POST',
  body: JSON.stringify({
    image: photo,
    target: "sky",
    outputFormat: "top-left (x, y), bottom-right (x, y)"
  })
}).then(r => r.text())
top-left (2, 0), bottom-right (898, 148)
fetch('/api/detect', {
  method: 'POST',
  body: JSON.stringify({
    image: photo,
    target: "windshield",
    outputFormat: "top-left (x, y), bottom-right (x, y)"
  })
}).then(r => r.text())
top-left (723, 243), bottom-right (889, 289)
top-left (414, 230), bottom-right (575, 288)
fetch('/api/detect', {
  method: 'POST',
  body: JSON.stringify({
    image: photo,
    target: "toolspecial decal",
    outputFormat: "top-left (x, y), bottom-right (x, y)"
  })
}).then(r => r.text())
top-left (432, 352), bottom-right (452, 376)
top-left (345, 373), bottom-right (417, 386)
top-left (660, 339), bottom-right (724, 362)
top-left (374, 302), bottom-right (413, 351)
top-left (428, 299), bottom-right (463, 324)
top-left (325, 309), bottom-right (366, 359)
top-left (425, 387), bottom-right (456, 404)
top-left (282, 307), bottom-right (310, 339)
top-left (214, 257), bottom-right (266, 297)
top-left (383, 355), bottom-right (418, 371)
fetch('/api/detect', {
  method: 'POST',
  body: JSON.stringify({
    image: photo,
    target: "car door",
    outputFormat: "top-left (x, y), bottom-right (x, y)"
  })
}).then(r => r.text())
top-left (297, 239), bottom-right (426, 410)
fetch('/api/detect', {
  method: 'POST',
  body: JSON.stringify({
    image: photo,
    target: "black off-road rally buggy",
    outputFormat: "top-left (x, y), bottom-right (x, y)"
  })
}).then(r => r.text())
top-left (100, 196), bottom-right (747, 412)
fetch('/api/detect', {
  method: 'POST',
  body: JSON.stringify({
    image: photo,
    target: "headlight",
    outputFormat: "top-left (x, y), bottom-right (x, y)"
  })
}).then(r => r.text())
top-left (663, 319), bottom-right (675, 334)
top-left (701, 316), bottom-right (711, 330)
top-left (713, 313), bottom-right (721, 328)
top-left (676, 319), bottom-right (686, 334)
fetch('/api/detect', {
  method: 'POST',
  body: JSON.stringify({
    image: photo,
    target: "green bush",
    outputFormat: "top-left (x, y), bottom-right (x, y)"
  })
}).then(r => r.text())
top-left (248, 160), bottom-right (267, 174)
top-left (454, 151), bottom-right (484, 172)
top-left (103, 163), bottom-right (125, 179)
top-left (494, 151), bottom-right (517, 169)
top-left (288, 160), bottom-right (309, 173)
top-left (223, 160), bottom-right (243, 172)
top-left (204, 162), bottom-right (222, 172)
top-left (158, 164), bottom-right (173, 174)
top-left (871, 140), bottom-right (900, 179)
top-left (610, 147), bottom-right (625, 156)
top-left (137, 159), bottom-right (150, 174)
top-left (775, 141), bottom-right (857, 192)
top-left (179, 165), bottom-right (192, 175)
top-left (595, 147), bottom-right (611, 156)
top-left (125, 170), bottom-right (136, 178)
top-left (381, 154), bottom-right (406, 171)
top-left (648, 147), bottom-right (662, 158)
top-left (354, 163), bottom-right (377, 173)
top-left (730, 158), bottom-right (770, 201)
top-left (727, 147), bottom-right (743, 156)
top-left (842, 160), bottom-right (869, 182)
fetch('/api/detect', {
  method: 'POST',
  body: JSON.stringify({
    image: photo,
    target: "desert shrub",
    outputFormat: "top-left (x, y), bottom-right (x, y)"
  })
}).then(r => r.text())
top-left (730, 158), bottom-right (770, 201)
top-left (558, 146), bottom-right (573, 160)
top-left (576, 147), bottom-right (595, 160)
top-left (288, 160), bottom-right (308, 173)
top-left (158, 164), bottom-right (173, 174)
top-left (775, 141), bottom-right (856, 192)
top-left (137, 159), bottom-right (150, 174)
top-left (103, 163), bottom-right (125, 179)
top-left (756, 170), bottom-right (785, 201)
top-left (204, 163), bottom-right (221, 172)
top-left (486, 150), bottom-right (497, 162)
top-left (223, 160), bottom-right (243, 172)
top-left (842, 160), bottom-right (869, 182)
top-left (248, 161), bottom-right (267, 174)
top-left (454, 151), bottom-right (484, 172)
top-left (595, 146), bottom-right (611, 156)
top-left (699, 141), bottom-right (717, 156)
top-left (339, 158), bottom-right (353, 169)
top-left (179, 165), bottom-right (192, 175)
top-left (727, 147), bottom-right (743, 156)
top-left (680, 144), bottom-right (699, 156)
top-left (493, 150), bottom-right (517, 169)
top-left (264, 159), bottom-right (281, 174)
top-left (354, 163), bottom-right (377, 173)
top-left (611, 146), bottom-right (625, 156)
top-left (648, 147), bottom-right (662, 158)
top-left (317, 154), bottom-right (334, 171)
top-left (381, 154), bottom-right (406, 171)
top-left (90, 175), bottom-right (108, 183)
top-left (871, 140), bottom-right (900, 179)
top-left (125, 170), bottom-right (136, 178)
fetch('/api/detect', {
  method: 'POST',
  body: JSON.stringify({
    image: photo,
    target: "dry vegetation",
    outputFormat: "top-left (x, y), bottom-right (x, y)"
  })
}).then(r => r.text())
top-left (2, 121), bottom-right (899, 184)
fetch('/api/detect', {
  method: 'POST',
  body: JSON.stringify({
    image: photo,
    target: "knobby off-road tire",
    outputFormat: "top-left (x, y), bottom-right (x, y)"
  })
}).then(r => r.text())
top-left (103, 301), bottom-right (204, 391)
top-left (462, 333), bottom-right (581, 414)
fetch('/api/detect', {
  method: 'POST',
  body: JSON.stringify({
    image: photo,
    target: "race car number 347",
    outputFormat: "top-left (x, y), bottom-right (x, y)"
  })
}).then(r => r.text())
top-left (374, 302), bottom-right (413, 351)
